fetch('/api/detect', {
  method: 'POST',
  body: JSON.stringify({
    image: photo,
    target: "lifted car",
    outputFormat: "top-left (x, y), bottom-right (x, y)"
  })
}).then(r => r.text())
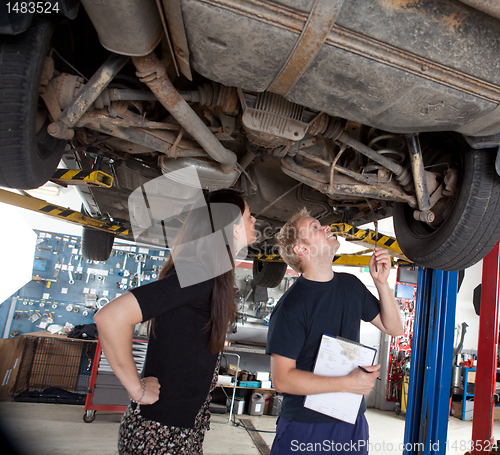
top-left (2, 0), bottom-right (500, 285)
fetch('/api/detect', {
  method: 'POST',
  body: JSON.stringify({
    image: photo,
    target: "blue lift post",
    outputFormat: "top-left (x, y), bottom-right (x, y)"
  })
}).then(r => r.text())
top-left (403, 268), bottom-right (458, 455)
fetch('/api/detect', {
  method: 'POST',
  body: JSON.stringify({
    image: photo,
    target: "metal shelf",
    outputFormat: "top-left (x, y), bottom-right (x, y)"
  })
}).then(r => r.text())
top-left (456, 366), bottom-right (500, 421)
top-left (224, 344), bottom-right (267, 355)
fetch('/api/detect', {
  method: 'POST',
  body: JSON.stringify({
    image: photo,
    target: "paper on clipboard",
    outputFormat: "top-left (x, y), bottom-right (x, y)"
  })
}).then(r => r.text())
top-left (304, 334), bottom-right (377, 424)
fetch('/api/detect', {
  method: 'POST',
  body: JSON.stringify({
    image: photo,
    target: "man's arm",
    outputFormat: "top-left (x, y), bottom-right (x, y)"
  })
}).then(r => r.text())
top-left (370, 247), bottom-right (404, 337)
top-left (270, 354), bottom-right (380, 396)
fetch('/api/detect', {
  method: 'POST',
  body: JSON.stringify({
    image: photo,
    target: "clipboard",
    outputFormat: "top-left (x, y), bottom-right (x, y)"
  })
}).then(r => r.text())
top-left (304, 334), bottom-right (377, 424)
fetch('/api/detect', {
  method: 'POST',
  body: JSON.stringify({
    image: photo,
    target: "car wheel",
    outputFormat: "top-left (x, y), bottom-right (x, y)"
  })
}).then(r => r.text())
top-left (82, 227), bottom-right (115, 262)
top-left (0, 17), bottom-right (66, 189)
top-left (393, 133), bottom-right (500, 271)
top-left (252, 260), bottom-right (287, 288)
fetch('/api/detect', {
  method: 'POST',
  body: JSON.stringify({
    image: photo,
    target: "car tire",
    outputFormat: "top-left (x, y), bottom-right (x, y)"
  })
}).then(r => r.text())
top-left (393, 133), bottom-right (500, 271)
top-left (252, 260), bottom-right (287, 288)
top-left (82, 227), bottom-right (115, 262)
top-left (0, 17), bottom-right (66, 189)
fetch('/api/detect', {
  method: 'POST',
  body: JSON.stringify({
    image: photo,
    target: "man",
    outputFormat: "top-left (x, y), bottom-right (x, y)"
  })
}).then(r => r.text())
top-left (266, 208), bottom-right (404, 454)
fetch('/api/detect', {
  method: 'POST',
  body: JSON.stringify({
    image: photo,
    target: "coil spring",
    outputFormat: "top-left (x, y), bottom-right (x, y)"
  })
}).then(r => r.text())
top-left (363, 131), bottom-right (406, 179)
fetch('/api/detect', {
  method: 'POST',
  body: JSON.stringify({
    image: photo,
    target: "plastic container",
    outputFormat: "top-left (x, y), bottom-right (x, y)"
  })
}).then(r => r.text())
top-left (269, 394), bottom-right (283, 416)
top-left (249, 393), bottom-right (265, 416)
top-left (230, 397), bottom-right (245, 415)
top-left (238, 381), bottom-right (261, 388)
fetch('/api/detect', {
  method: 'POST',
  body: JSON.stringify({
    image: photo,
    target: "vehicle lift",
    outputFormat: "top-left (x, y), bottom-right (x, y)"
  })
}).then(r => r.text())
top-left (470, 243), bottom-right (500, 455)
top-left (402, 266), bottom-right (458, 454)
top-left (0, 186), bottom-right (128, 237)
top-left (403, 243), bottom-right (500, 455)
top-left (2, 174), bottom-right (500, 452)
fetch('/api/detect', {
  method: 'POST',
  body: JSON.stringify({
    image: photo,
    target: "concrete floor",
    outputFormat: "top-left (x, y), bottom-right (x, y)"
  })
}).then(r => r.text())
top-left (0, 401), bottom-right (498, 454)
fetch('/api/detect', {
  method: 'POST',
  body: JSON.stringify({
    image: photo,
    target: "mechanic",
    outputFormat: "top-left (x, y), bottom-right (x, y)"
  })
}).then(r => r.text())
top-left (266, 208), bottom-right (404, 454)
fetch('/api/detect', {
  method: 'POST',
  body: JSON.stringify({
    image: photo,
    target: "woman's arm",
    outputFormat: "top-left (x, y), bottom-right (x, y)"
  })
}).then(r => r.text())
top-left (93, 292), bottom-right (160, 404)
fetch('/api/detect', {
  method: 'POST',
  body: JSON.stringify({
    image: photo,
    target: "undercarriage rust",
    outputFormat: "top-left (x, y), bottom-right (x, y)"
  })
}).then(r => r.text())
top-left (280, 155), bottom-right (415, 204)
top-left (267, 0), bottom-right (344, 96)
top-left (132, 52), bottom-right (238, 172)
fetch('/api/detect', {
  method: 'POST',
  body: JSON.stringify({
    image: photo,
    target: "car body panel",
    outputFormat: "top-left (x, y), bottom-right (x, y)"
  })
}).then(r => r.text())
top-left (182, 0), bottom-right (500, 135)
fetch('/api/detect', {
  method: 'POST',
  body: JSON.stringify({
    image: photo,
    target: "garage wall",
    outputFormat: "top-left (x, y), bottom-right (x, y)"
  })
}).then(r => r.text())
top-left (455, 261), bottom-right (482, 352)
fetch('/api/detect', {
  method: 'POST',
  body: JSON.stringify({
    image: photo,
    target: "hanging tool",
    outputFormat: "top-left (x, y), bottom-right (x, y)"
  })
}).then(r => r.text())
top-left (76, 256), bottom-right (83, 280)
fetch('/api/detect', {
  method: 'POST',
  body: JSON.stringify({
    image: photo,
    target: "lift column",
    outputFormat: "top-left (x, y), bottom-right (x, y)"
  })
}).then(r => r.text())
top-left (403, 268), bottom-right (458, 455)
top-left (471, 242), bottom-right (500, 455)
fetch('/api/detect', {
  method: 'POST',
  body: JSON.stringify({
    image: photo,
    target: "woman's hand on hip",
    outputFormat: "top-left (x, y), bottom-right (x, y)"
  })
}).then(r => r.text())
top-left (141, 377), bottom-right (161, 404)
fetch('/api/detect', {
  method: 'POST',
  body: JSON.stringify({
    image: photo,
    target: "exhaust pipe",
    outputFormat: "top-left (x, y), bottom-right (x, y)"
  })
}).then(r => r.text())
top-left (132, 53), bottom-right (237, 173)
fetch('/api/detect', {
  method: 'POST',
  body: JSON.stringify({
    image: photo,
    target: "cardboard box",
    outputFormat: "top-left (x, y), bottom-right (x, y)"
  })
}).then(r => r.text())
top-left (451, 400), bottom-right (474, 421)
top-left (226, 362), bottom-right (241, 377)
top-left (217, 375), bottom-right (234, 386)
top-left (494, 406), bottom-right (500, 421)
top-left (256, 371), bottom-right (270, 381)
top-left (0, 337), bottom-right (26, 397)
top-left (467, 371), bottom-right (476, 383)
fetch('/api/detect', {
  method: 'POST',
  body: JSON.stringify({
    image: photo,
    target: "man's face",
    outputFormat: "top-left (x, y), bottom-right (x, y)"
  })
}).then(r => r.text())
top-left (295, 217), bottom-right (340, 260)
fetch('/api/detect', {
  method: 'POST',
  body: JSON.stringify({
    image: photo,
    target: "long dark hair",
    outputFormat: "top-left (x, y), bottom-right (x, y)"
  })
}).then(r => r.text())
top-left (158, 189), bottom-right (246, 354)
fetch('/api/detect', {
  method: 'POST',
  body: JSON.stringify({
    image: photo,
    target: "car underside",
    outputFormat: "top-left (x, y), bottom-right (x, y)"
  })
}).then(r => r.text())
top-left (2, 0), bottom-right (500, 281)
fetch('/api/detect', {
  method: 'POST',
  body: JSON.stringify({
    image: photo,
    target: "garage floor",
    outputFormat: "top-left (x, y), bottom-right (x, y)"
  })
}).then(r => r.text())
top-left (0, 401), bottom-right (497, 455)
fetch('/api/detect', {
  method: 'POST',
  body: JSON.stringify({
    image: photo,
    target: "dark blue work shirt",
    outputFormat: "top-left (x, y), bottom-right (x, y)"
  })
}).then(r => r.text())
top-left (266, 273), bottom-right (380, 423)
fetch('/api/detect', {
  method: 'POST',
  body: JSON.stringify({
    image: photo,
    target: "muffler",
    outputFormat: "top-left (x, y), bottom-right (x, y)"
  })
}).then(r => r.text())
top-left (79, 0), bottom-right (163, 56)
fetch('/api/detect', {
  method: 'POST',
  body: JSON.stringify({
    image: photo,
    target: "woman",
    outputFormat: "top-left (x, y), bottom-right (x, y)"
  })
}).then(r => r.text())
top-left (94, 189), bottom-right (256, 454)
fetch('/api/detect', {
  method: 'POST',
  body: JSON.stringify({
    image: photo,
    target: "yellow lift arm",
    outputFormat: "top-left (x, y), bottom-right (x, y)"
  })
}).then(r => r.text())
top-left (0, 188), bottom-right (129, 236)
top-left (50, 169), bottom-right (114, 188)
top-left (1, 182), bottom-right (411, 267)
top-left (330, 223), bottom-right (409, 261)
top-left (258, 252), bottom-right (411, 268)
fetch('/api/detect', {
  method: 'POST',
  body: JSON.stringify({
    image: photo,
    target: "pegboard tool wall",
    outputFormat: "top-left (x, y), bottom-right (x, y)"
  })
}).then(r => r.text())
top-left (386, 266), bottom-right (418, 403)
top-left (0, 230), bottom-right (169, 338)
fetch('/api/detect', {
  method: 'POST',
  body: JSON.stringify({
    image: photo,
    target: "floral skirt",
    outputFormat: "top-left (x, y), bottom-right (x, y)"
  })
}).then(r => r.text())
top-left (118, 354), bottom-right (221, 455)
